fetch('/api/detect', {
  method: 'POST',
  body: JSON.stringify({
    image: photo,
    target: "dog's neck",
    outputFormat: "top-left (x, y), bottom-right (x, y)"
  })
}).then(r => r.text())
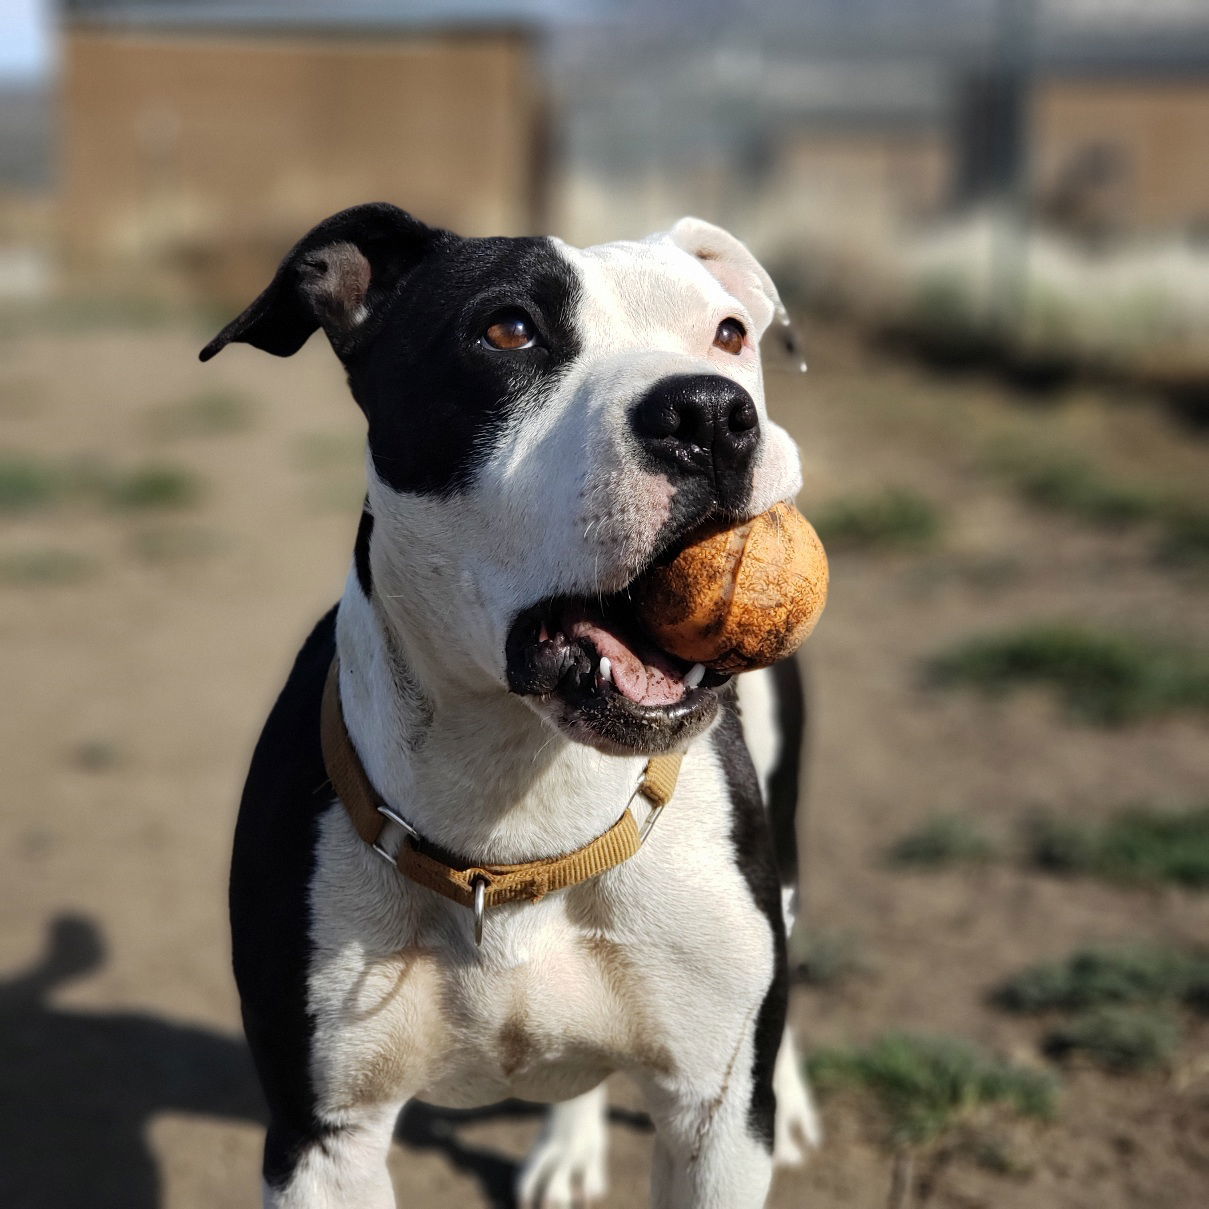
top-left (333, 574), bottom-right (648, 864)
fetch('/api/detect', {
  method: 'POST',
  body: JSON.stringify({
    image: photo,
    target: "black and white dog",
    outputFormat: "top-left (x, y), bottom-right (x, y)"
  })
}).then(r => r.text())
top-left (202, 203), bottom-right (820, 1208)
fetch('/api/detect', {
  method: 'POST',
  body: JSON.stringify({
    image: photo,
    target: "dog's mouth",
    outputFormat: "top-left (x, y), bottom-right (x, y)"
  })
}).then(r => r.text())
top-left (506, 589), bottom-right (729, 755)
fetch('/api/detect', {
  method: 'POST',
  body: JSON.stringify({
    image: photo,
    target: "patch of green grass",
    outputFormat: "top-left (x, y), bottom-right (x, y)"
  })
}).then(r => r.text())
top-left (989, 445), bottom-right (1209, 564)
top-left (1042, 1006), bottom-right (1179, 1073)
top-left (0, 547), bottom-right (97, 585)
top-left (790, 928), bottom-right (870, 987)
top-left (1159, 507), bottom-right (1209, 567)
top-left (145, 390), bottom-right (253, 440)
top-left (94, 463), bottom-right (203, 511)
top-left (70, 739), bottom-right (122, 771)
top-left (995, 451), bottom-right (1163, 526)
top-left (991, 944), bottom-right (1209, 1014)
top-left (812, 487), bottom-right (942, 551)
top-left (0, 453), bottom-right (65, 513)
top-left (808, 1033), bottom-right (1056, 1148)
top-left (903, 555), bottom-right (1024, 599)
top-left (127, 524), bottom-right (222, 564)
top-left (960, 1132), bottom-right (1034, 1177)
top-left (1026, 805), bottom-right (1209, 889)
top-left (927, 623), bottom-right (1209, 725)
top-left (906, 274), bottom-right (989, 351)
top-left (0, 453), bottom-right (204, 515)
top-left (886, 815), bottom-right (997, 870)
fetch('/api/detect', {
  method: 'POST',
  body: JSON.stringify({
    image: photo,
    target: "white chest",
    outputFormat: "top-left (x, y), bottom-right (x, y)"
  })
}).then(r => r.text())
top-left (303, 803), bottom-right (772, 1117)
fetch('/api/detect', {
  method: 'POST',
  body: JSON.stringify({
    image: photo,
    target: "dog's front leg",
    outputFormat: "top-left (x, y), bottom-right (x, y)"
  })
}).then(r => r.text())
top-left (262, 1101), bottom-right (402, 1209)
top-left (643, 1070), bottom-right (775, 1209)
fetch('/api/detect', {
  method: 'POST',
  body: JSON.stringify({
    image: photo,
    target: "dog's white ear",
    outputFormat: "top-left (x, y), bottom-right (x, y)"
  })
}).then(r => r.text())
top-left (667, 217), bottom-right (785, 337)
top-left (200, 203), bottom-right (442, 362)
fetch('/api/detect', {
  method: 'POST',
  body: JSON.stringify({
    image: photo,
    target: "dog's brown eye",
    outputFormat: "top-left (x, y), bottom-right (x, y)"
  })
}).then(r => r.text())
top-left (713, 318), bottom-right (746, 355)
top-left (483, 312), bottom-right (537, 351)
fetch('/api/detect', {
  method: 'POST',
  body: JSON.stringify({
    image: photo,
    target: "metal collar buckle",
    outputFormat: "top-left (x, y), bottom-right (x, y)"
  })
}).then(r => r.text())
top-left (370, 802), bottom-right (419, 865)
top-left (629, 776), bottom-right (667, 845)
top-left (371, 802), bottom-right (489, 947)
top-left (637, 800), bottom-right (666, 843)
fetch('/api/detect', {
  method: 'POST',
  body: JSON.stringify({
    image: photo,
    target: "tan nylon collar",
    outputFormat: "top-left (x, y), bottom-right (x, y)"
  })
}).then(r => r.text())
top-left (320, 658), bottom-right (682, 914)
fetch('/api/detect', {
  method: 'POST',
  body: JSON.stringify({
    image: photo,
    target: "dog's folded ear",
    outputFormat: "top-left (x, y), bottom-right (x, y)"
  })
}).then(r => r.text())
top-left (666, 217), bottom-right (786, 338)
top-left (199, 203), bottom-right (441, 363)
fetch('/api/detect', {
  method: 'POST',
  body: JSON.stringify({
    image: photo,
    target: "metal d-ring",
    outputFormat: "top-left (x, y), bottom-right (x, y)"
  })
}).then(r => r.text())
top-left (472, 876), bottom-right (487, 946)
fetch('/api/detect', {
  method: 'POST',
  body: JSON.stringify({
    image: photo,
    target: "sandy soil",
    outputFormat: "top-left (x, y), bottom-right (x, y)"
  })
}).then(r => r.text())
top-left (2, 317), bottom-right (1208, 1208)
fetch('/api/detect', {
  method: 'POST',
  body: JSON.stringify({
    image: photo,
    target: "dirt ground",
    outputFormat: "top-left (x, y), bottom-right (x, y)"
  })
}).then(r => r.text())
top-left (2, 314), bottom-right (1208, 1208)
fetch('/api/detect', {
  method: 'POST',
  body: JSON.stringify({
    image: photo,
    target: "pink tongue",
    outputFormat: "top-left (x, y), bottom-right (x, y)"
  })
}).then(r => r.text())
top-left (567, 618), bottom-right (686, 706)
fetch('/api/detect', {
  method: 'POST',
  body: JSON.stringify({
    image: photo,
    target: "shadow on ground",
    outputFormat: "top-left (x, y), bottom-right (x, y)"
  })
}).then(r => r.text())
top-left (398, 1099), bottom-right (652, 1209)
top-left (0, 914), bottom-right (263, 1209)
top-left (0, 914), bottom-right (651, 1209)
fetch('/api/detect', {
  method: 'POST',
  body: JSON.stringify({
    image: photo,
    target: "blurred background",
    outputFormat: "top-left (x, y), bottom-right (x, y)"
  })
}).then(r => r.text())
top-left (3, 1), bottom-right (1209, 1206)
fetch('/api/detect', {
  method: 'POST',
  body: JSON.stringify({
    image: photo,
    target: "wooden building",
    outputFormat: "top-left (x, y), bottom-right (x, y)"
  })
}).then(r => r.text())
top-left (59, 6), bottom-right (545, 297)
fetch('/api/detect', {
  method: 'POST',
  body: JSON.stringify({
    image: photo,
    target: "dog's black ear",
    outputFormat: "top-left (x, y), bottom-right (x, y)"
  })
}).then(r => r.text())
top-left (199, 203), bottom-right (441, 362)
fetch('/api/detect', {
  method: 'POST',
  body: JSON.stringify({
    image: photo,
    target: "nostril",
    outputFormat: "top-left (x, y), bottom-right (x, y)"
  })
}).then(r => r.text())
top-left (639, 402), bottom-right (683, 440)
top-left (728, 398), bottom-right (758, 434)
top-left (676, 407), bottom-right (712, 445)
top-left (637, 399), bottom-right (711, 446)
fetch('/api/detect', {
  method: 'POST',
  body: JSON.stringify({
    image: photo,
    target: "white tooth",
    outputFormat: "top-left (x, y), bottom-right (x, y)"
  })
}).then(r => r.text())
top-left (683, 663), bottom-right (705, 689)
top-left (598, 657), bottom-right (613, 685)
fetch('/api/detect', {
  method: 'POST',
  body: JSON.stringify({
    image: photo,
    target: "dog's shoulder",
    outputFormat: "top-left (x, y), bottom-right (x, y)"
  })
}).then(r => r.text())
top-left (232, 603), bottom-right (338, 905)
top-left (229, 605), bottom-right (338, 1160)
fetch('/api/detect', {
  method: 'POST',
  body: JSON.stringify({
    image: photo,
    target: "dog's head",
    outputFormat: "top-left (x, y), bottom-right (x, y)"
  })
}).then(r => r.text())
top-left (203, 204), bottom-right (802, 755)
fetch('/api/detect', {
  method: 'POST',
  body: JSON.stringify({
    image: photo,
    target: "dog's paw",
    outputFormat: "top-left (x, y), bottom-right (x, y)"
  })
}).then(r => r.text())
top-left (517, 1136), bottom-right (606, 1208)
top-left (773, 1087), bottom-right (822, 1168)
top-left (517, 1090), bottom-right (608, 1208)
top-left (773, 1037), bottom-right (823, 1168)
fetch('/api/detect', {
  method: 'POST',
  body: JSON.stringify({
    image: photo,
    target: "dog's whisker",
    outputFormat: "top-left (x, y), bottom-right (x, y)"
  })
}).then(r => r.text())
top-left (530, 729), bottom-right (561, 766)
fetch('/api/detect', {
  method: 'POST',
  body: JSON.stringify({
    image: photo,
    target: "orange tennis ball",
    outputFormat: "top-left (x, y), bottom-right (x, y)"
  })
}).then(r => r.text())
top-left (635, 501), bottom-right (829, 674)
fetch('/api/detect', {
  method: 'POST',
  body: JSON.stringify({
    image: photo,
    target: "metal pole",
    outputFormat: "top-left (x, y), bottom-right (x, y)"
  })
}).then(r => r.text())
top-left (988, 0), bottom-right (1036, 342)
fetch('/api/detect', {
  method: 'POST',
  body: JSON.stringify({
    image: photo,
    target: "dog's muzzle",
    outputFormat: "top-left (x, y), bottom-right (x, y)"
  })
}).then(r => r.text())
top-left (505, 587), bottom-right (731, 756)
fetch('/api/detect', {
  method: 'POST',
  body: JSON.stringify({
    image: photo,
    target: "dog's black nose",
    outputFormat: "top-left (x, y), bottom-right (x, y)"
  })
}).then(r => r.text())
top-left (630, 374), bottom-right (759, 491)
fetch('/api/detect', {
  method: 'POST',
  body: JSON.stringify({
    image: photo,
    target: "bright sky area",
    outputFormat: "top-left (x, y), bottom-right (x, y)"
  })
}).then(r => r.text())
top-left (0, 0), bottom-right (52, 82)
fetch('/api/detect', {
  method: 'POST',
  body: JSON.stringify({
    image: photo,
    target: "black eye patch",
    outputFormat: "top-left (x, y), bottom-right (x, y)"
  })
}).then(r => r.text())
top-left (347, 237), bottom-right (582, 496)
